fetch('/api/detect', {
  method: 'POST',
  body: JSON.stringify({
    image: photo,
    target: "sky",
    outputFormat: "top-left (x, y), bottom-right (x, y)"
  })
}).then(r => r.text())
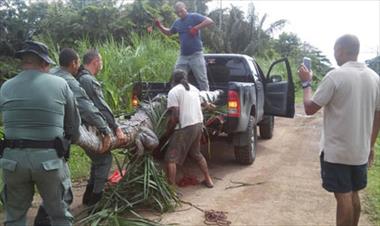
top-left (207, 0), bottom-right (380, 66)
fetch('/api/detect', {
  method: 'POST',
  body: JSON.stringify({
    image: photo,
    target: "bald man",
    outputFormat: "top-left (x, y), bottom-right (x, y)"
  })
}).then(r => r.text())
top-left (298, 34), bottom-right (380, 226)
top-left (154, 1), bottom-right (214, 91)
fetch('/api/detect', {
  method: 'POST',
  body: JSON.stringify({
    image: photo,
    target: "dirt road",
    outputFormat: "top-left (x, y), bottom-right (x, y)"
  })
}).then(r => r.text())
top-left (156, 106), bottom-right (372, 225)
top-left (8, 106), bottom-right (373, 225)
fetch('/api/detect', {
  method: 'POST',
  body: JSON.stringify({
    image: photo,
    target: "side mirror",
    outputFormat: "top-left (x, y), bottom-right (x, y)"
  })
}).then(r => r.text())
top-left (270, 75), bottom-right (282, 82)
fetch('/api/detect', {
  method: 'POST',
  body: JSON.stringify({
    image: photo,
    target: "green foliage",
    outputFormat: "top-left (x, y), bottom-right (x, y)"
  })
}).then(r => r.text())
top-left (78, 153), bottom-right (179, 225)
top-left (0, 57), bottom-right (19, 83)
top-left (37, 32), bottom-right (178, 114)
top-left (1, 0), bottom-right (331, 80)
top-left (80, 33), bottom-right (178, 113)
top-left (204, 3), bottom-right (286, 58)
top-left (68, 145), bottom-right (92, 179)
top-left (366, 55), bottom-right (380, 74)
top-left (0, 0), bottom-right (29, 56)
top-left (365, 137), bottom-right (380, 224)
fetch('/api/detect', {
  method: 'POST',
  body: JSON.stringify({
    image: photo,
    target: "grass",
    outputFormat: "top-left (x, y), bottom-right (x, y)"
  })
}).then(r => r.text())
top-left (365, 137), bottom-right (380, 224)
top-left (68, 146), bottom-right (128, 180)
top-left (68, 145), bottom-right (92, 179)
top-left (295, 90), bottom-right (303, 104)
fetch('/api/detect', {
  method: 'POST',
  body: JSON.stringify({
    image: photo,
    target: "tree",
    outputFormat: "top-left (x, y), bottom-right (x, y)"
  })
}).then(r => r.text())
top-left (243, 3), bottom-right (286, 58)
top-left (366, 55), bottom-right (380, 74)
top-left (0, 0), bottom-right (29, 55)
top-left (203, 3), bottom-right (286, 58)
top-left (274, 32), bottom-right (301, 58)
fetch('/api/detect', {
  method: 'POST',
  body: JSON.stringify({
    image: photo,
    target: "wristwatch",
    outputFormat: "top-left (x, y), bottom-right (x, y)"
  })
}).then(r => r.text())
top-left (301, 80), bottom-right (312, 89)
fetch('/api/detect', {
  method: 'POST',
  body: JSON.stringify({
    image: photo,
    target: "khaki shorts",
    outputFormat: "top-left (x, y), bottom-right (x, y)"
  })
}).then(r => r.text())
top-left (165, 123), bottom-right (204, 165)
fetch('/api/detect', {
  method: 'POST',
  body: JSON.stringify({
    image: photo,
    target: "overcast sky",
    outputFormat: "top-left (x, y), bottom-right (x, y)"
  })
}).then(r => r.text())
top-left (207, 0), bottom-right (380, 66)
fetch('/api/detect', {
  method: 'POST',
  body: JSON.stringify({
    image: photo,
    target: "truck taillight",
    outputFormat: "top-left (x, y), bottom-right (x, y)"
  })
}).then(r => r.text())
top-left (131, 95), bottom-right (139, 108)
top-left (227, 90), bottom-right (240, 117)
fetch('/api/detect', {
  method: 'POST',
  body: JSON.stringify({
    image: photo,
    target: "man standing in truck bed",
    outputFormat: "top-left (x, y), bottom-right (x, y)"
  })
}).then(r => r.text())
top-left (154, 1), bottom-right (214, 91)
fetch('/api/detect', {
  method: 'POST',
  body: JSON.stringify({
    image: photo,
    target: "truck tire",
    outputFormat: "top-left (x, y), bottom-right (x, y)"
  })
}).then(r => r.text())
top-left (234, 116), bottom-right (257, 165)
top-left (259, 115), bottom-right (274, 139)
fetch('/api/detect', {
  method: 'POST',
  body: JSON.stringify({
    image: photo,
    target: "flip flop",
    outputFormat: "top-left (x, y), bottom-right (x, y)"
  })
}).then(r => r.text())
top-left (201, 180), bottom-right (214, 188)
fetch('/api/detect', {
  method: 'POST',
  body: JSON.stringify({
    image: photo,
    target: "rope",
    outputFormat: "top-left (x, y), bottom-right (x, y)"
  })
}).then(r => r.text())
top-left (180, 200), bottom-right (231, 226)
top-left (204, 210), bottom-right (231, 226)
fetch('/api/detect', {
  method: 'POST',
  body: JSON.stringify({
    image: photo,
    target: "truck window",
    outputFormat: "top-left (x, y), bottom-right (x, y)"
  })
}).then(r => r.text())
top-left (206, 57), bottom-right (249, 83)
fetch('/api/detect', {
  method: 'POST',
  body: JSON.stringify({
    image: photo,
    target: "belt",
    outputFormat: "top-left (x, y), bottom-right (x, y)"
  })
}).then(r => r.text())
top-left (4, 139), bottom-right (56, 149)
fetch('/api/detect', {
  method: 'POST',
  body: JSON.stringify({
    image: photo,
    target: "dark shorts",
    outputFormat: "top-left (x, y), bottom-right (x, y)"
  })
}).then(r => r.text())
top-left (320, 152), bottom-right (367, 193)
top-left (165, 123), bottom-right (204, 165)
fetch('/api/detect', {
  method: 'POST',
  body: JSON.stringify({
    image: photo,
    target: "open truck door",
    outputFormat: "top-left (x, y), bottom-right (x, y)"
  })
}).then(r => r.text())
top-left (264, 58), bottom-right (295, 118)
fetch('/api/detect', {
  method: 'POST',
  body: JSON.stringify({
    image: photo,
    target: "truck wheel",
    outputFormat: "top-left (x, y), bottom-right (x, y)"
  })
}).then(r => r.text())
top-left (234, 116), bottom-right (257, 165)
top-left (259, 115), bottom-right (274, 139)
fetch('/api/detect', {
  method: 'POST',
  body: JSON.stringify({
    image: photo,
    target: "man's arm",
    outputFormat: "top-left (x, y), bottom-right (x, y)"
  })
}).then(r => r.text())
top-left (71, 82), bottom-right (112, 135)
top-left (298, 65), bottom-right (321, 115)
top-left (78, 75), bottom-right (127, 144)
top-left (166, 107), bottom-right (179, 135)
top-left (302, 85), bottom-right (322, 115)
top-left (63, 84), bottom-right (81, 142)
top-left (194, 16), bottom-right (214, 30)
top-left (78, 75), bottom-right (118, 131)
top-left (154, 19), bottom-right (172, 36)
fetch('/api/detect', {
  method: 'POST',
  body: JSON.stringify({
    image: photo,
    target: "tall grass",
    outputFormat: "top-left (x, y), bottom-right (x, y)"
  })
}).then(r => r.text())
top-left (39, 32), bottom-right (179, 114)
top-left (76, 33), bottom-right (179, 114)
top-left (365, 137), bottom-right (380, 224)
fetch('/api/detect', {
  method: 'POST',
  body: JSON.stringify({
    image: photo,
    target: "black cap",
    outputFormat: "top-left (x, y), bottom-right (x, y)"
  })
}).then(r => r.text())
top-left (15, 41), bottom-right (56, 65)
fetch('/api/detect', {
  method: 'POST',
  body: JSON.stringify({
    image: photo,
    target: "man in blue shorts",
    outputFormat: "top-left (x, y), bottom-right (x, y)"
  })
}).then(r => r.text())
top-left (298, 34), bottom-right (380, 226)
top-left (154, 1), bottom-right (214, 91)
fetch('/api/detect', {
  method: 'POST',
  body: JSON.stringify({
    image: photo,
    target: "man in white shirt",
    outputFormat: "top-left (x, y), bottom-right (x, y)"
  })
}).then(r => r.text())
top-left (164, 69), bottom-right (213, 188)
top-left (298, 34), bottom-right (380, 226)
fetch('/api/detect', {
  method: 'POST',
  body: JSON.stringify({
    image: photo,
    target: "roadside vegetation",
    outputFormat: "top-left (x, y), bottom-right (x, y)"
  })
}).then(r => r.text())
top-left (1, 0), bottom-right (380, 223)
top-left (365, 138), bottom-right (380, 224)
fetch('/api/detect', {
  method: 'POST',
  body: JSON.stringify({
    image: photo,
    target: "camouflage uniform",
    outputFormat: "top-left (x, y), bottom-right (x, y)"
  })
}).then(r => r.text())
top-left (51, 67), bottom-right (113, 195)
top-left (0, 67), bottom-right (80, 226)
top-left (76, 68), bottom-right (117, 195)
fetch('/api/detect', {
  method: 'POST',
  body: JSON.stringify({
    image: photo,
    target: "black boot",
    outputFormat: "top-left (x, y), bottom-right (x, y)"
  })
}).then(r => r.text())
top-left (82, 183), bottom-right (94, 205)
top-left (87, 191), bottom-right (103, 206)
top-left (34, 206), bottom-right (51, 226)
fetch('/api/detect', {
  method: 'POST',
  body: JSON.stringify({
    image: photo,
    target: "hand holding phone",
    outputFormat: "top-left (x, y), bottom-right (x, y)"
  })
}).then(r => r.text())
top-left (303, 57), bottom-right (311, 71)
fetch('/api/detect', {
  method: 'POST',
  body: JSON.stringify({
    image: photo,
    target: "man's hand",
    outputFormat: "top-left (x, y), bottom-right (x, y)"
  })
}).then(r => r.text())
top-left (298, 65), bottom-right (313, 82)
top-left (100, 134), bottom-right (112, 153)
top-left (115, 127), bottom-right (127, 144)
top-left (369, 147), bottom-right (375, 168)
top-left (154, 18), bottom-right (162, 28)
top-left (202, 102), bottom-right (216, 111)
top-left (189, 27), bottom-right (199, 37)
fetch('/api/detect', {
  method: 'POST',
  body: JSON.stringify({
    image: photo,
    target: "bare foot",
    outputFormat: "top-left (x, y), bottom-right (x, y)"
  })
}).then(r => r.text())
top-left (201, 179), bottom-right (214, 188)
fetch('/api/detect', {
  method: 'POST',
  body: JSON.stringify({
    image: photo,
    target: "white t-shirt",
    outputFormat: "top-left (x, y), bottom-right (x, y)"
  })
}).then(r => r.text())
top-left (312, 61), bottom-right (380, 165)
top-left (167, 84), bottom-right (203, 129)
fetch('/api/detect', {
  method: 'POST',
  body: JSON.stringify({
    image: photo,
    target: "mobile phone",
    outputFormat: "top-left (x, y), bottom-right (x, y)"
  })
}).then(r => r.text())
top-left (303, 57), bottom-right (311, 71)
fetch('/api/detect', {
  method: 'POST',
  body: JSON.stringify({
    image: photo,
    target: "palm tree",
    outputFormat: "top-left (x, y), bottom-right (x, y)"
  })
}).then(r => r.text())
top-left (203, 3), bottom-right (286, 58)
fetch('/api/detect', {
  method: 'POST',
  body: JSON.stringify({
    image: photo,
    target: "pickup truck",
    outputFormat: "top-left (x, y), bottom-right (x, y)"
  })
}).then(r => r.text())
top-left (132, 54), bottom-right (295, 165)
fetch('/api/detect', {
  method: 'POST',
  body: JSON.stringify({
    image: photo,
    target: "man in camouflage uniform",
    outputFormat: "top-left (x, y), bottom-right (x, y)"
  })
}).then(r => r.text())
top-left (32, 48), bottom-right (115, 225)
top-left (0, 41), bottom-right (80, 226)
top-left (52, 48), bottom-right (119, 207)
top-left (77, 49), bottom-right (127, 205)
